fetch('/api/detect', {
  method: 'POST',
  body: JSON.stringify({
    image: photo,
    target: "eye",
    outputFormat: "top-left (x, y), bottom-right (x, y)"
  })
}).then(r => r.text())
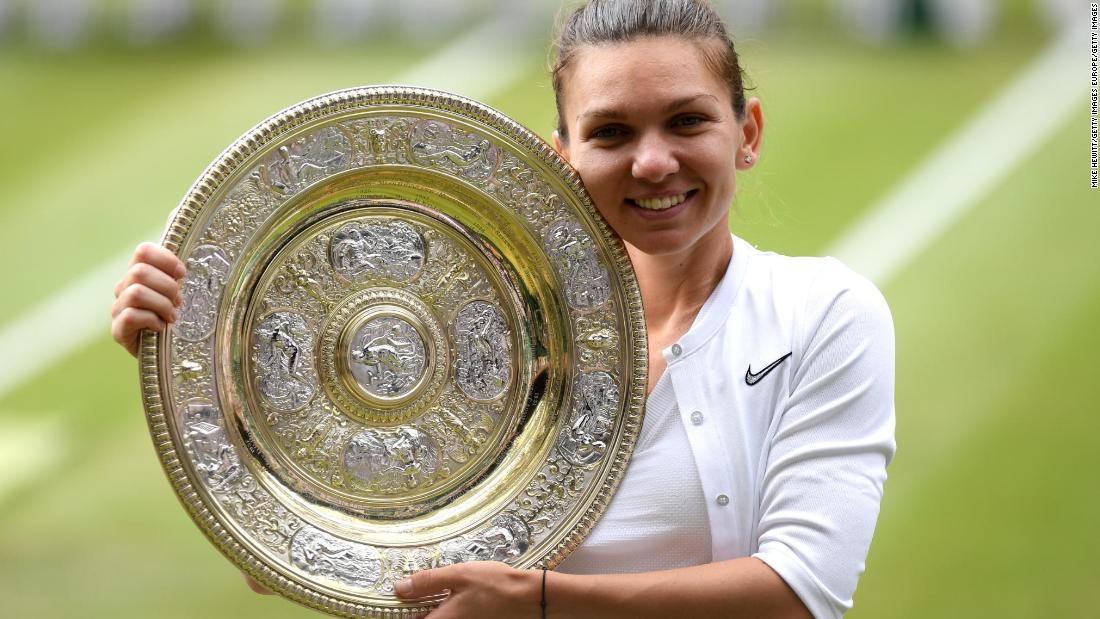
top-left (587, 124), bottom-right (630, 141)
top-left (671, 114), bottom-right (710, 130)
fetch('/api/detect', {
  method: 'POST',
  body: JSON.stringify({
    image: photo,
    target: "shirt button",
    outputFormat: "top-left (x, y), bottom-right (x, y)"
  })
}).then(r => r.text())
top-left (670, 344), bottom-right (683, 357)
top-left (716, 494), bottom-right (730, 506)
top-left (690, 411), bottom-right (704, 425)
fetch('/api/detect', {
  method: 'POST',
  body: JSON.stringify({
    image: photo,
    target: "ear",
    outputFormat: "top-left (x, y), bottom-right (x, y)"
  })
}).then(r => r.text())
top-left (553, 130), bottom-right (571, 162)
top-left (736, 98), bottom-right (764, 170)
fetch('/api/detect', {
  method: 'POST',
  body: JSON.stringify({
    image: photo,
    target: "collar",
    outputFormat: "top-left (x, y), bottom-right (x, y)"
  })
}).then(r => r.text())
top-left (661, 234), bottom-right (752, 364)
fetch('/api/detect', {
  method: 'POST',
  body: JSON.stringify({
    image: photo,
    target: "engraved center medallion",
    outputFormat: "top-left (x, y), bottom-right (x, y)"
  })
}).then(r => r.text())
top-left (347, 313), bottom-right (427, 400)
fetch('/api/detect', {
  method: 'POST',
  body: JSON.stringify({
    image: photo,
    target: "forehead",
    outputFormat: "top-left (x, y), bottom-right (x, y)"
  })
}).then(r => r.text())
top-left (561, 36), bottom-right (729, 119)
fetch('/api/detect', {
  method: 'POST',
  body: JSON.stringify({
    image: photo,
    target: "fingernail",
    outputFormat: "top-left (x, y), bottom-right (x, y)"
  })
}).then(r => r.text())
top-left (171, 310), bottom-right (178, 323)
top-left (395, 578), bottom-right (412, 597)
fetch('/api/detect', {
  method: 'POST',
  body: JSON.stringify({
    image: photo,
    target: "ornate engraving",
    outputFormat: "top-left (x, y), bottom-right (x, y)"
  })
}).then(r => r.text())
top-left (413, 229), bottom-right (493, 306)
top-left (543, 220), bottom-right (612, 311)
top-left (176, 245), bottom-right (231, 341)
top-left (559, 371), bottom-right (620, 466)
top-left (290, 527), bottom-right (384, 590)
top-left (410, 119), bottom-right (501, 182)
top-left (453, 301), bottom-right (512, 401)
top-left (348, 315), bottom-right (427, 399)
top-left (485, 153), bottom-right (572, 235)
top-left (437, 514), bottom-right (531, 565)
top-left (267, 401), bottom-right (353, 486)
top-left (576, 313), bottom-right (621, 369)
top-left (204, 168), bottom-right (285, 262)
top-left (342, 116), bottom-right (416, 166)
top-left (318, 288), bottom-right (450, 427)
top-left (343, 426), bottom-right (441, 493)
top-left (179, 399), bottom-right (303, 553)
top-left (259, 126), bottom-right (352, 195)
top-left (266, 246), bottom-right (343, 318)
top-left (328, 220), bottom-right (425, 283)
top-left (181, 399), bottom-right (244, 490)
top-left (513, 451), bottom-right (586, 535)
top-left (148, 92), bottom-right (646, 614)
top-left (380, 547), bottom-right (434, 594)
top-left (419, 388), bottom-right (498, 467)
top-left (172, 339), bottom-right (215, 402)
top-left (251, 311), bottom-right (317, 412)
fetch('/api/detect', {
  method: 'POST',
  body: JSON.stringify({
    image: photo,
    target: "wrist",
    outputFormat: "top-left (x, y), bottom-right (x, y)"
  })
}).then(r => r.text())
top-left (539, 567), bottom-right (548, 618)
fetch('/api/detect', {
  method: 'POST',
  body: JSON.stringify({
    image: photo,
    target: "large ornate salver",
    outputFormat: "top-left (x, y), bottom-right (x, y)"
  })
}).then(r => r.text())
top-left (139, 86), bottom-right (647, 617)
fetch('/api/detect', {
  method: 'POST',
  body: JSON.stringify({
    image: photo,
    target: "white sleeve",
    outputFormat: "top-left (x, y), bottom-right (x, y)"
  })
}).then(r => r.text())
top-left (751, 260), bottom-right (896, 619)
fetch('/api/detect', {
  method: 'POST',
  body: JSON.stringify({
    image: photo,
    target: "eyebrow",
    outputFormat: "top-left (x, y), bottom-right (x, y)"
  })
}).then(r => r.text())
top-left (575, 93), bottom-right (721, 123)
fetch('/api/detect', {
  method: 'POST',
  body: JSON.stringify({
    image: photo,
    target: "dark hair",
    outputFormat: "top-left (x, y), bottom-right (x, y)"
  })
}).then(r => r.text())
top-left (552, 0), bottom-right (749, 140)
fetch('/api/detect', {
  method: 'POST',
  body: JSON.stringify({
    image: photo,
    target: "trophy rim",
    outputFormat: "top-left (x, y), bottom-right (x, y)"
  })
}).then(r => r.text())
top-left (139, 85), bottom-right (647, 618)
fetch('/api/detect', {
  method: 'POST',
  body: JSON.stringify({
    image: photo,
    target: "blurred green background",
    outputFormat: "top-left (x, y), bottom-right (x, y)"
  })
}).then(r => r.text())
top-left (1, 1), bottom-right (1097, 617)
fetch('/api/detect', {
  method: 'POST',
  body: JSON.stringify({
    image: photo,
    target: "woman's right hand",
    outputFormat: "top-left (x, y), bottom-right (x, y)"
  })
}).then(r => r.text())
top-left (111, 242), bottom-right (186, 357)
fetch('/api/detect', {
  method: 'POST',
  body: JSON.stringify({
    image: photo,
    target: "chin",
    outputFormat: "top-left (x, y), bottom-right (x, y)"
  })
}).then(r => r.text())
top-left (622, 232), bottom-right (697, 257)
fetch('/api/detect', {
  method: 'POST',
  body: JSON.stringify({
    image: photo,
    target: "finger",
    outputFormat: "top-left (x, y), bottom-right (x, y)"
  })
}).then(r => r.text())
top-left (113, 283), bottom-right (178, 324)
top-left (116, 262), bottom-right (184, 307)
top-left (242, 573), bottom-right (274, 595)
top-left (397, 566), bottom-right (463, 599)
top-left (130, 242), bottom-right (186, 280)
top-left (111, 307), bottom-right (166, 356)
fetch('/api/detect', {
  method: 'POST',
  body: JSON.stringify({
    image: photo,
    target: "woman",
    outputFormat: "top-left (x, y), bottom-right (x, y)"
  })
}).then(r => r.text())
top-left (111, 1), bottom-right (895, 617)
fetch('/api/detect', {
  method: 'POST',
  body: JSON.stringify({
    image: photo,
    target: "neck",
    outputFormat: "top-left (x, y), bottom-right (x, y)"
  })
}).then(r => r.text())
top-left (627, 227), bottom-right (733, 335)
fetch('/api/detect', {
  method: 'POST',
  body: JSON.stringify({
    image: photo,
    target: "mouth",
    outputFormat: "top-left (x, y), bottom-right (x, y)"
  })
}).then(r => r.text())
top-left (627, 190), bottom-right (697, 211)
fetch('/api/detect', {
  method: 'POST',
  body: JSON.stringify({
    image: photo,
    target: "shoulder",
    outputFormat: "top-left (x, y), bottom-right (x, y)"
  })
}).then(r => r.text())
top-left (742, 244), bottom-right (893, 338)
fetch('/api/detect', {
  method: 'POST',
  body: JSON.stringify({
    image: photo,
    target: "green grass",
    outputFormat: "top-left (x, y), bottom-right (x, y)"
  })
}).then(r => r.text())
top-left (0, 23), bottom-right (1095, 619)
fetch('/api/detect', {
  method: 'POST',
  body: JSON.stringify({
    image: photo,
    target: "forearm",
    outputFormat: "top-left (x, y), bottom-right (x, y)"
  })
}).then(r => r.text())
top-left (545, 558), bottom-right (811, 619)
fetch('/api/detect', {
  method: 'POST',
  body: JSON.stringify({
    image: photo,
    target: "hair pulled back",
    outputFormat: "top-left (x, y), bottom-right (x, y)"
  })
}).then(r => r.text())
top-left (552, 0), bottom-right (748, 139)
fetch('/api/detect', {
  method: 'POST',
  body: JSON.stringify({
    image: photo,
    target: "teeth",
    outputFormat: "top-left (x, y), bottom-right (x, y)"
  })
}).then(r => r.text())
top-left (633, 192), bottom-right (689, 210)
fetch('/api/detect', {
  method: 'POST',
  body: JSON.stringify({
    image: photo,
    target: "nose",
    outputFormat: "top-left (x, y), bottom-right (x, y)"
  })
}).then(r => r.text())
top-left (631, 131), bottom-right (679, 183)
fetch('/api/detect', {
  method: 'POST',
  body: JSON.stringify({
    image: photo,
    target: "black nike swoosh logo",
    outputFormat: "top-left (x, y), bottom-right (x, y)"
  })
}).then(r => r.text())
top-left (745, 352), bottom-right (792, 386)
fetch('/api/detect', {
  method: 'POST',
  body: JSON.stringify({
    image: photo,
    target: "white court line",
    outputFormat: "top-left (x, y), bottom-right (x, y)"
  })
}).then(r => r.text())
top-left (0, 18), bottom-right (533, 505)
top-left (826, 30), bottom-right (1083, 285)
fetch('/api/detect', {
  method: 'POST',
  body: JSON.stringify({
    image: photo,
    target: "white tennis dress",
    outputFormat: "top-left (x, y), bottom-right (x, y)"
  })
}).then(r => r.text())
top-left (556, 235), bottom-right (897, 619)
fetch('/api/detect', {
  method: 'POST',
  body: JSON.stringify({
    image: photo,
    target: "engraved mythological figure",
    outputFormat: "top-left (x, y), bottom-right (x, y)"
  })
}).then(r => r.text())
top-left (181, 399), bottom-right (243, 490)
top-left (559, 371), bottom-right (620, 466)
top-left (290, 527), bottom-right (384, 590)
top-left (543, 220), bottom-right (612, 310)
top-left (259, 126), bottom-right (351, 195)
top-left (252, 312), bottom-right (317, 411)
top-left (410, 120), bottom-right (501, 182)
top-left (437, 514), bottom-right (532, 566)
top-left (454, 301), bottom-right (513, 401)
top-left (343, 427), bottom-right (440, 493)
top-left (342, 117), bottom-right (415, 166)
top-left (176, 245), bottom-right (231, 341)
top-left (181, 400), bottom-right (303, 553)
top-left (348, 316), bottom-right (427, 398)
top-left (328, 221), bottom-right (425, 283)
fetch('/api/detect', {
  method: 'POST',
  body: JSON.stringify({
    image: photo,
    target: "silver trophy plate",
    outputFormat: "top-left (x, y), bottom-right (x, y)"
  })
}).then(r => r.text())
top-left (139, 86), bottom-right (646, 617)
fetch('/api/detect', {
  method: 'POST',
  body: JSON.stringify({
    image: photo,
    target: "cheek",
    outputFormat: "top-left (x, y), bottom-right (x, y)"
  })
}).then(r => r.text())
top-left (571, 152), bottom-right (624, 207)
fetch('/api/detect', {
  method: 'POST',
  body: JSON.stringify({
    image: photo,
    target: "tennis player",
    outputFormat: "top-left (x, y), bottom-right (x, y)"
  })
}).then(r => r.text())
top-left (111, 2), bottom-right (895, 617)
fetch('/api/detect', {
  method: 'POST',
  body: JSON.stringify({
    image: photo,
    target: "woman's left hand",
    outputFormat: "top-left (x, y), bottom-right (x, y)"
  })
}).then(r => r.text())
top-left (395, 561), bottom-right (542, 618)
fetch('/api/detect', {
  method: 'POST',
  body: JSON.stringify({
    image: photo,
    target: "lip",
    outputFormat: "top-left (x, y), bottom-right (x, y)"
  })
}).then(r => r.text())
top-left (626, 189), bottom-right (697, 220)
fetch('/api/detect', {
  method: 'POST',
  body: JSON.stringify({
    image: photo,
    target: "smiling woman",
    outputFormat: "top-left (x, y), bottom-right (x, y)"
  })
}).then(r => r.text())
top-left (108, 1), bottom-right (895, 618)
top-left (398, 2), bottom-right (895, 618)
